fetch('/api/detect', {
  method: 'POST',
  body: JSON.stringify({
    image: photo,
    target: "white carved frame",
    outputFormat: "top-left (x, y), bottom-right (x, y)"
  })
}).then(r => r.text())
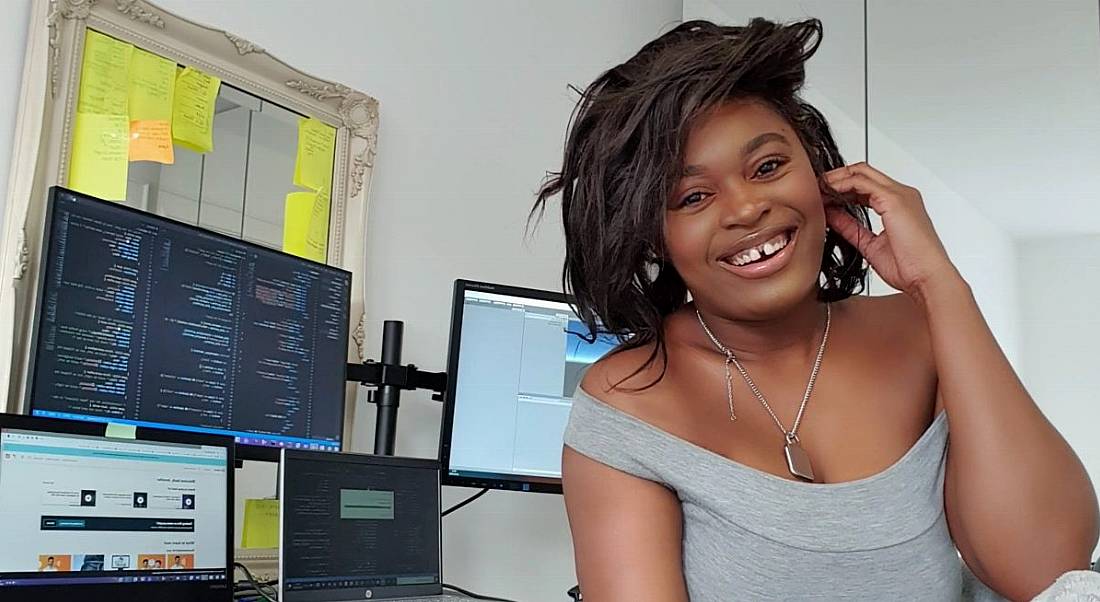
top-left (0, 0), bottom-right (377, 446)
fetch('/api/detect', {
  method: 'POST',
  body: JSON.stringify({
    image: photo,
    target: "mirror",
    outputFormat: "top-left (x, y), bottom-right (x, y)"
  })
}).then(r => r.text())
top-left (124, 82), bottom-right (318, 251)
top-left (0, 0), bottom-right (379, 445)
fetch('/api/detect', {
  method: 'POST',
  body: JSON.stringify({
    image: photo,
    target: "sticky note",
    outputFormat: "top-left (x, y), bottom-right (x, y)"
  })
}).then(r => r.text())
top-left (128, 47), bottom-right (175, 121)
top-left (283, 191), bottom-right (315, 259)
top-left (69, 113), bottom-right (129, 201)
top-left (293, 117), bottom-right (336, 192)
top-left (105, 422), bottom-right (137, 439)
top-left (305, 186), bottom-right (330, 262)
top-left (129, 119), bottom-right (173, 163)
top-left (77, 29), bottom-right (133, 116)
top-left (128, 48), bottom-right (175, 164)
top-left (172, 66), bottom-right (220, 154)
top-left (241, 499), bottom-right (279, 549)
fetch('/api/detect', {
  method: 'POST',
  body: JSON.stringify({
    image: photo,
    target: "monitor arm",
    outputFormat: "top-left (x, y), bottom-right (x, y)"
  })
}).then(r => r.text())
top-left (346, 321), bottom-right (448, 456)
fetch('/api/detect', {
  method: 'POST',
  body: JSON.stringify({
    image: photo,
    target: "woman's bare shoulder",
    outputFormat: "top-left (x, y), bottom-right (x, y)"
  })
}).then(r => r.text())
top-left (580, 342), bottom-right (669, 412)
top-left (841, 292), bottom-right (934, 367)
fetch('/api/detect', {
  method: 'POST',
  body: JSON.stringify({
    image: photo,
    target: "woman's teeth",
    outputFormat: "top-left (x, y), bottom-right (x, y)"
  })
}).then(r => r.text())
top-left (728, 231), bottom-right (790, 266)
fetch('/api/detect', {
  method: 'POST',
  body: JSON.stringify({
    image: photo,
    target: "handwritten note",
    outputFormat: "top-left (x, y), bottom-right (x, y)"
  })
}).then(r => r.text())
top-left (78, 30), bottom-right (133, 116)
top-left (128, 48), bottom-right (175, 163)
top-left (293, 117), bottom-right (336, 192)
top-left (240, 499), bottom-right (279, 549)
top-left (283, 189), bottom-right (329, 262)
top-left (283, 191), bottom-right (315, 259)
top-left (305, 186), bottom-right (330, 261)
top-left (172, 66), bottom-right (220, 154)
top-left (129, 120), bottom-right (173, 163)
top-left (129, 47), bottom-right (175, 120)
top-left (68, 113), bottom-right (129, 201)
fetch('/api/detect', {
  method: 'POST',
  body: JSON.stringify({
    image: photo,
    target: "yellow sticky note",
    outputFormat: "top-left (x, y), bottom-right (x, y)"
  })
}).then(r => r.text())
top-left (305, 186), bottom-right (330, 262)
top-left (172, 66), bottom-right (220, 154)
top-left (128, 47), bottom-right (175, 121)
top-left (293, 117), bottom-right (336, 192)
top-left (69, 113), bottom-right (129, 201)
top-left (129, 119), bottom-right (173, 163)
top-left (283, 191), bottom-right (315, 259)
top-left (241, 499), bottom-right (279, 549)
top-left (105, 422), bottom-right (137, 439)
top-left (78, 30), bottom-right (133, 116)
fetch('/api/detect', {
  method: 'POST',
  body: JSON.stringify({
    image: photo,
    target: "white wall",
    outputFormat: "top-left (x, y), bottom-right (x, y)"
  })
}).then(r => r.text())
top-left (1017, 236), bottom-right (1100, 557)
top-left (684, 0), bottom-right (1021, 365)
top-left (145, 1), bottom-right (683, 600)
top-left (0, 0), bottom-right (32, 244)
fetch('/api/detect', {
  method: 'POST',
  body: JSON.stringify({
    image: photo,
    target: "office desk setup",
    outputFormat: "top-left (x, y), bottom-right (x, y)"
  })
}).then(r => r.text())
top-left (1, 195), bottom-right (600, 601)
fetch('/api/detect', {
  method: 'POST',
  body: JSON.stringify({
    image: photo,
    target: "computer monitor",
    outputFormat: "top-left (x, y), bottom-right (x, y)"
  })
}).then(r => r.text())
top-left (439, 279), bottom-right (623, 494)
top-left (279, 451), bottom-right (444, 601)
top-left (0, 412), bottom-right (233, 601)
top-left (27, 187), bottom-right (351, 461)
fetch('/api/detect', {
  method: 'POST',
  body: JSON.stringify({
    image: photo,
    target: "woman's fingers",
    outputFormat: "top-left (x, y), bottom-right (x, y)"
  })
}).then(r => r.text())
top-left (825, 205), bottom-right (877, 257)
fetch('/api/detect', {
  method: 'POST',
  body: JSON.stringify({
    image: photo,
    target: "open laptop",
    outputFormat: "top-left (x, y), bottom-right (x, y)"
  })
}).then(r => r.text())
top-left (0, 412), bottom-right (233, 602)
top-left (279, 450), bottom-right (476, 601)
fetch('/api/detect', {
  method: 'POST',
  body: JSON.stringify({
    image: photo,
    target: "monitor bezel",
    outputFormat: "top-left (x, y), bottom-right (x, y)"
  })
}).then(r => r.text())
top-left (279, 450), bottom-right (444, 601)
top-left (0, 411), bottom-right (235, 602)
top-left (26, 186), bottom-right (351, 463)
top-left (439, 278), bottom-right (591, 495)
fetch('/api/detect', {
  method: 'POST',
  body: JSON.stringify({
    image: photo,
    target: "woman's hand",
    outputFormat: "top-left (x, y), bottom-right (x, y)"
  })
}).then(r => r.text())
top-left (821, 162), bottom-right (963, 302)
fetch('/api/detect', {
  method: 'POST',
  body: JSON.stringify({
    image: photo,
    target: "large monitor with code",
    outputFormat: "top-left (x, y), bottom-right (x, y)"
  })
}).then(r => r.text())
top-left (0, 412), bottom-right (233, 602)
top-left (438, 279), bottom-right (624, 494)
top-left (27, 187), bottom-right (351, 460)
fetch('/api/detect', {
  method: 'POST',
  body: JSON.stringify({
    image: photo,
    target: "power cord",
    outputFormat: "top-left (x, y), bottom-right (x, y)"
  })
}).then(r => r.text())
top-left (443, 581), bottom-right (519, 602)
top-left (233, 561), bottom-right (278, 602)
top-left (441, 487), bottom-right (489, 517)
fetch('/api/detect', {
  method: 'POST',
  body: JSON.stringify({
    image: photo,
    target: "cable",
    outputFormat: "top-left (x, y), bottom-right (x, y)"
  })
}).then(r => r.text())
top-left (441, 487), bottom-right (489, 517)
top-left (443, 581), bottom-right (519, 602)
top-left (233, 562), bottom-right (278, 602)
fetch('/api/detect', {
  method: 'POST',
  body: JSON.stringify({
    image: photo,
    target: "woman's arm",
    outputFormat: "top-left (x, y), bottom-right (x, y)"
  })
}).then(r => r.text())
top-left (562, 445), bottom-right (689, 601)
top-left (916, 274), bottom-right (1099, 601)
top-left (823, 162), bottom-right (1099, 600)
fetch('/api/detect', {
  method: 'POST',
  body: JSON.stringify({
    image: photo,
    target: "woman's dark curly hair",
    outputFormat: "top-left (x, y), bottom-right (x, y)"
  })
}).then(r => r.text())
top-left (532, 18), bottom-right (871, 385)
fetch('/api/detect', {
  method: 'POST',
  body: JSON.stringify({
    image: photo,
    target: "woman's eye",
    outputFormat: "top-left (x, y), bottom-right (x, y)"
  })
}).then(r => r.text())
top-left (680, 191), bottom-right (706, 207)
top-left (756, 158), bottom-right (786, 178)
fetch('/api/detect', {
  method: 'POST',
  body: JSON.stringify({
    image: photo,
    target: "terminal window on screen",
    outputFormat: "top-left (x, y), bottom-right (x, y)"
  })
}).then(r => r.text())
top-left (449, 298), bottom-right (618, 478)
top-left (0, 430), bottom-right (226, 576)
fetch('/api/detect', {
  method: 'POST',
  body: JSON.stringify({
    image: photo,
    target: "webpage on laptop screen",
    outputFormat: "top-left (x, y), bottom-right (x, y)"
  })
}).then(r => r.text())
top-left (0, 429), bottom-right (227, 586)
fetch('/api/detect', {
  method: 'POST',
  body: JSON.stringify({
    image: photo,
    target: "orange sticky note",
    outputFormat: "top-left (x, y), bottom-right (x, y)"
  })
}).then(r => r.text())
top-left (129, 119), bottom-right (173, 163)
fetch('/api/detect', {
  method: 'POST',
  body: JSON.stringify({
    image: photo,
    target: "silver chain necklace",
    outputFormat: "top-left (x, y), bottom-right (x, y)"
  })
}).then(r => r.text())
top-left (695, 303), bottom-right (831, 482)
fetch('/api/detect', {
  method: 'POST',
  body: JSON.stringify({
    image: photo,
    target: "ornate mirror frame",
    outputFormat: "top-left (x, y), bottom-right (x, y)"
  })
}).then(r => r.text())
top-left (0, 0), bottom-right (378, 445)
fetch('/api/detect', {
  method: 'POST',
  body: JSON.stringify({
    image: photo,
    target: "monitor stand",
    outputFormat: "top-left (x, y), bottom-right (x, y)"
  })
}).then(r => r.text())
top-left (346, 320), bottom-right (447, 456)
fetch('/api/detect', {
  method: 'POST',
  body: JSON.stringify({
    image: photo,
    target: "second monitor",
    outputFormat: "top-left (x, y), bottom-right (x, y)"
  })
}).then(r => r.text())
top-left (439, 279), bottom-right (623, 494)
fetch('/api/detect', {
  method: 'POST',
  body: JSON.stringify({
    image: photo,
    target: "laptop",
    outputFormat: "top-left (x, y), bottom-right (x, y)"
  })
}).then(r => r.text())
top-left (279, 450), bottom-right (476, 601)
top-left (0, 412), bottom-right (234, 602)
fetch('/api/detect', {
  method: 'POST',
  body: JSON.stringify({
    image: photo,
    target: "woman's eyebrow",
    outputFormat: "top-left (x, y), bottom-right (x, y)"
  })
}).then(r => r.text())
top-left (681, 132), bottom-right (791, 176)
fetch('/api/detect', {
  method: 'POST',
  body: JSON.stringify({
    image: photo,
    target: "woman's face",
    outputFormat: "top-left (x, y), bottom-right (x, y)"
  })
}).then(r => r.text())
top-left (665, 99), bottom-right (827, 318)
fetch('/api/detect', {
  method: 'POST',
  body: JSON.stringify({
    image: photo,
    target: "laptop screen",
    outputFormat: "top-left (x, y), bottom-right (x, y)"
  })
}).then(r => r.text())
top-left (0, 426), bottom-right (230, 592)
top-left (280, 451), bottom-right (442, 601)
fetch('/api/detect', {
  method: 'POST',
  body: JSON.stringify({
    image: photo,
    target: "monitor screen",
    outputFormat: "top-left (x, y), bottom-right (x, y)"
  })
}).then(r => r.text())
top-left (439, 280), bottom-right (623, 494)
top-left (27, 187), bottom-right (351, 459)
top-left (0, 413), bottom-right (232, 601)
top-left (279, 451), bottom-right (442, 601)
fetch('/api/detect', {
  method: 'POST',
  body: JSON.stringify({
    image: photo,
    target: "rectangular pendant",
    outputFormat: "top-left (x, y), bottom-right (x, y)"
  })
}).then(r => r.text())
top-left (784, 441), bottom-right (815, 482)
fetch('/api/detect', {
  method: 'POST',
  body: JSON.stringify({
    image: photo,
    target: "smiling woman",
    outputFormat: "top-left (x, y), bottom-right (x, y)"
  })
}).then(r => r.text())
top-left (532, 17), bottom-right (1099, 602)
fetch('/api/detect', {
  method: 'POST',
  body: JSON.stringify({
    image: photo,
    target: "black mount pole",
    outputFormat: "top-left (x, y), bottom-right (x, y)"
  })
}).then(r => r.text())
top-left (346, 320), bottom-right (448, 456)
